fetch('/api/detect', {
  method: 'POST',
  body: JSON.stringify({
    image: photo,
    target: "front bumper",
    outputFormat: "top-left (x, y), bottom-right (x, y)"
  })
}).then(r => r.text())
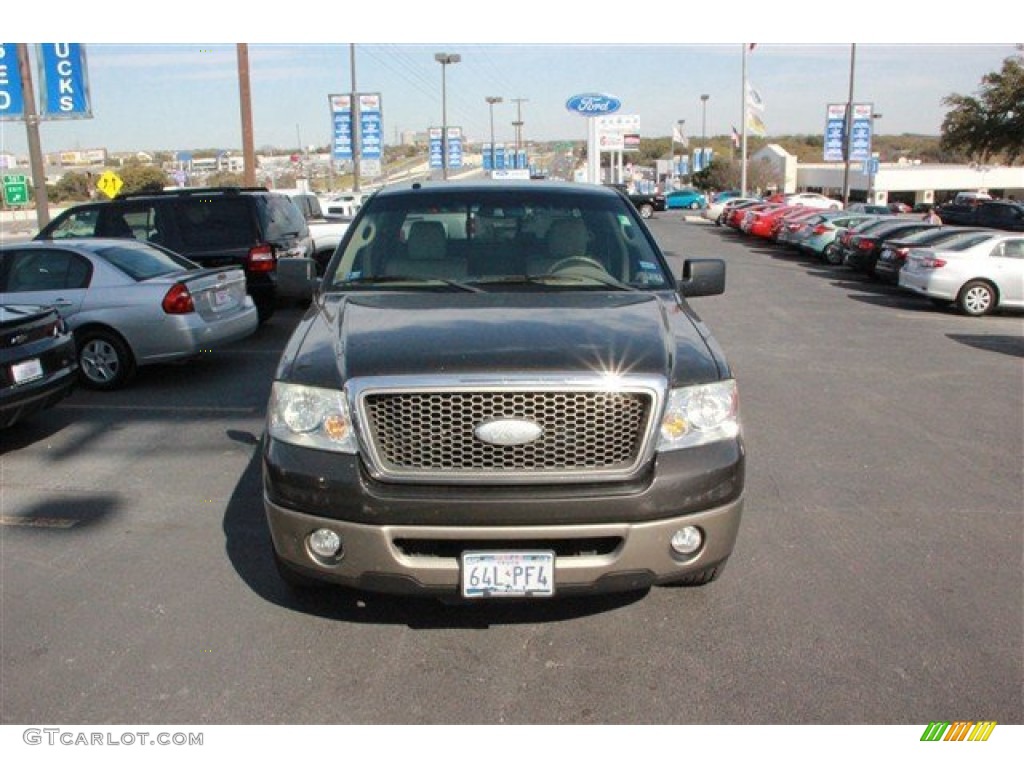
top-left (263, 438), bottom-right (745, 597)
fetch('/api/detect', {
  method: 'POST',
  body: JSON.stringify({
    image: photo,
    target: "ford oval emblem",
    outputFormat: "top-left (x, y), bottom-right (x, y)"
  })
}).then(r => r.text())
top-left (474, 419), bottom-right (544, 447)
top-left (566, 93), bottom-right (621, 116)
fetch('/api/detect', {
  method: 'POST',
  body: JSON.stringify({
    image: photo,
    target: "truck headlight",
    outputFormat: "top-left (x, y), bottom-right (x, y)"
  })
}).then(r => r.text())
top-left (658, 380), bottom-right (740, 451)
top-left (268, 382), bottom-right (357, 453)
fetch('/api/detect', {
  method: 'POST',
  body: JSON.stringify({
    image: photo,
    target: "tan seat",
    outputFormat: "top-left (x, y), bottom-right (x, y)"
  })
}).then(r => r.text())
top-left (528, 218), bottom-right (590, 274)
top-left (385, 221), bottom-right (466, 279)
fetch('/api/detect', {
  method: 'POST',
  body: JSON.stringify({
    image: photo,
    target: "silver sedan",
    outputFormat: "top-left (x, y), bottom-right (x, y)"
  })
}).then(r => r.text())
top-left (0, 238), bottom-right (258, 389)
top-left (899, 232), bottom-right (1024, 316)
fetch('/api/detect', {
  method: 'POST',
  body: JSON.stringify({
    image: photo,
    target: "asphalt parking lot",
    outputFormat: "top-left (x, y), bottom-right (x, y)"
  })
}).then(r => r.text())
top-left (1, 214), bottom-right (1021, 732)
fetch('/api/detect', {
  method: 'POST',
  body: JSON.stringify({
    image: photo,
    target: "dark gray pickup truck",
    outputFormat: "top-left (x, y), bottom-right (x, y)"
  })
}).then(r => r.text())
top-left (263, 180), bottom-right (744, 601)
top-left (606, 183), bottom-right (667, 219)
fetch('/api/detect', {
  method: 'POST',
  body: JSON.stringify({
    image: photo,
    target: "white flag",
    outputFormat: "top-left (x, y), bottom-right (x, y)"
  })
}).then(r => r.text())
top-left (746, 82), bottom-right (765, 112)
top-left (672, 124), bottom-right (689, 147)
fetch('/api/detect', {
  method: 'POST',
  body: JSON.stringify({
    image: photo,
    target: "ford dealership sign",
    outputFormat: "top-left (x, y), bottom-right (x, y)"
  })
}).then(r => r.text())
top-left (566, 93), bottom-right (621, 116)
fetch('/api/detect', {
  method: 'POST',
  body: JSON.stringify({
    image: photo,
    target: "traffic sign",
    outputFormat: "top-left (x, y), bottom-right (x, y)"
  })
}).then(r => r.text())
top-left (96, 170), bottom-right (123, 199)
top-left (2, 174), bottom-right (29, 205)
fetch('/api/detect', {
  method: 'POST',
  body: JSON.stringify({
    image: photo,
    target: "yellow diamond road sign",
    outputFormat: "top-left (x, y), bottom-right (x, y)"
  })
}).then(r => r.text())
top-left (97, 170), bottom-right (123, 199)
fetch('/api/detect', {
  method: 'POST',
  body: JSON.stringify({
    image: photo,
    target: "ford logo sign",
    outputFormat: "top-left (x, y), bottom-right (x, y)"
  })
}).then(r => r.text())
top-left (474, 419), bottom-right (544, 447)
top-left (566, 93), bottom-right (621, 116)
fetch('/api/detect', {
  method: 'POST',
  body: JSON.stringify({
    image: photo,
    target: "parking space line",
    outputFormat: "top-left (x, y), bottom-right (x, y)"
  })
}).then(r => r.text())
top-left (0, 516), bottom-right (79, 529)
top-left (58, 404), bottom-right (260, 414)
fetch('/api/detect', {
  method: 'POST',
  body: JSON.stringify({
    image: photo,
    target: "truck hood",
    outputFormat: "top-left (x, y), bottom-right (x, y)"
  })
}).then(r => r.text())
top-left (280, 291), bottom-right (724, 389)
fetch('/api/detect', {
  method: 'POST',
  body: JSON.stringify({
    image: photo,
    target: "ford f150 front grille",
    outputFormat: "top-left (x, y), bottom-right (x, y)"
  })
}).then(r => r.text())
top-left (354, 376), bottom-right (664, 485)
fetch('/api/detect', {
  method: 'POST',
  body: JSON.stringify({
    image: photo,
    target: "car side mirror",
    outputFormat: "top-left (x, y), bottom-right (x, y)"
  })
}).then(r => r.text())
top-left (678, 258), bottom-right (726, 297)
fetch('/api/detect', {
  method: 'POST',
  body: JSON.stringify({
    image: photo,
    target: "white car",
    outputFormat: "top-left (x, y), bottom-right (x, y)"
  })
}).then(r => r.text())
top-left (899, 232), bottom-right (1024, 316)
top-left (784, 192), bottom-right (843, 211)
top-left (324, 191), bottom-right (367, 219)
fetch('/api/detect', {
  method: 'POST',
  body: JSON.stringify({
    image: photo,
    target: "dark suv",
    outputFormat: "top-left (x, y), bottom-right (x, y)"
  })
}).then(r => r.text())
top-left (35, 187), bottom-right (313, 322)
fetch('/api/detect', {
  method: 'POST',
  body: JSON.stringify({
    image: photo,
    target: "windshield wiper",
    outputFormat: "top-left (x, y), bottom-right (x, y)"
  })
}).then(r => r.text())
top-left (469, 274), bottom-right (638, 291)
top-left (335, 275), bottom-right (484, 293)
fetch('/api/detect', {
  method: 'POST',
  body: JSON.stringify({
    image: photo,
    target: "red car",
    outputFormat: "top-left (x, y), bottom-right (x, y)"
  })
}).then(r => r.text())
top-left (758, 206), bottom-right (822, 240)
top-left (726, 202), bottom-right (773, 229)
top-left (744, 204), bottom-right (793, 237)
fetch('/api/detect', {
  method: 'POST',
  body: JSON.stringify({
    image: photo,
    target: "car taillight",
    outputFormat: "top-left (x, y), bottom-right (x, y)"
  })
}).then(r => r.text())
top-left (247, 244), bottom-right (276, 273)
top-left (162, 283), bottom-right (195, 315)
top-left (895, 247), bottom-right (909, 258)
top-left (812, 224), bottom-right (829, 235)
top-left (918, 257), bottom-right (947, 269)
top-left (858, 238), bottom-right (875, 250)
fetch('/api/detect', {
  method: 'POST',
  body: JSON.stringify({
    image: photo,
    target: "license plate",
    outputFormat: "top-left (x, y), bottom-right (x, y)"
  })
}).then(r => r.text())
top-left (879, 251), bottom-right (892, 261)
top-left (11, 358), bottom-right (44, 384)
top-left (213, 288), bottom-right (233, 308)
top-left (461, 551), bottom-right (555, 598)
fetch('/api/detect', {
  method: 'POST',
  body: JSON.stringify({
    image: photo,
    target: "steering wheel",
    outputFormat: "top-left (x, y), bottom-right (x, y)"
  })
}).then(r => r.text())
top-left (548, 256), bottom-right (607, 273)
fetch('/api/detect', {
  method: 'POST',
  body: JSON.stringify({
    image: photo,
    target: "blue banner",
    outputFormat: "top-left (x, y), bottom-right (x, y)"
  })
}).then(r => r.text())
top-left (429, 128), bottom-right (443, 169)
top-left (37, 43), bottom-right (91, 118)
top-left (482, 143), bottom-right (493, 171)
top-left (849, 103), bottom-right (873, 162)
top-left (447, 127), bottom-right (462, 169)
top-left (330, 95), bottom-right (353, 161)
top-left (824, 103), bottom-right (872, 162)
top-left (359, 93), bottom-right (382, 161)
top-left (824, 104), bottom-right (846, 162)
top-left (0, 43), bottom-right (26, 121)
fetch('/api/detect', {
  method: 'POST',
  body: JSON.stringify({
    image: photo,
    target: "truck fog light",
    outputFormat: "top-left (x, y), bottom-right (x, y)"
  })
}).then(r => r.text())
top-left (308, 528), bottom-right (343, 559)
top-left (670, 526), bottom-right (703, 556)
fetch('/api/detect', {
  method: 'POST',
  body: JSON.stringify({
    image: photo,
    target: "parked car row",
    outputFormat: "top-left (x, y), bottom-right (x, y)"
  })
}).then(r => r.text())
top-left (0, 186), bottom-right (324, 426)
top-left (721, 203), bottom-right (1024, 317)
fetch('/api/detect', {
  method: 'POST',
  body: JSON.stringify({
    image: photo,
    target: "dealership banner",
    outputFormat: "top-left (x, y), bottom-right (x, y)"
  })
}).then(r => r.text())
top-left (37, 43), bottom-right (92, 118)
top-left (0, 43), bottom-right (26, 120)
top-left (824, 103), bottom-right (873, 162)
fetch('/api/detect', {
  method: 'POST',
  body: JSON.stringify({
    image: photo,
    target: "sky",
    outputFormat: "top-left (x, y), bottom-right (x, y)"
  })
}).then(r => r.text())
top-left (1, 3), bottom-right (1018, 158)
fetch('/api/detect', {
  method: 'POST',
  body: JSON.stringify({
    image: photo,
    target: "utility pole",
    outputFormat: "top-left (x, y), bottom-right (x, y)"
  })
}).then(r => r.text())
top-left (16, 44), bottom-right (50, 227)
top-left (350, 43), bottom-right (361, 193)
top-left (236, 44), bottom-right (256, 187)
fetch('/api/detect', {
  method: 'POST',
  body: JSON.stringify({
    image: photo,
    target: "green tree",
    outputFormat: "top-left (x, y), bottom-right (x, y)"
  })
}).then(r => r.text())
top-left (51, 171), bottom-right (92, 203)
top-left (119, 164), bottom-right (169, 195)
top-left (941, 55), bottom-right (1024, 164)
top-left (207, 171), bottom-right (244, 187)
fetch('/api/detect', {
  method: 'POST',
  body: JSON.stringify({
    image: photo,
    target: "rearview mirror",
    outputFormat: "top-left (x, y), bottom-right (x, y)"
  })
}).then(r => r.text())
top-left (678, 259), bottom-right (726, 297)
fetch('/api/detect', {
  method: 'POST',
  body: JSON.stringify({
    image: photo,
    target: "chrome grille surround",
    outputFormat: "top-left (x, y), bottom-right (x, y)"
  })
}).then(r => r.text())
top-left (350, 374), bottom-right (666, 485)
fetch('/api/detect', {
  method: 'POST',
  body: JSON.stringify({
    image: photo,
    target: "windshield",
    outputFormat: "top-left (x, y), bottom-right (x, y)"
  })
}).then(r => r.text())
top-left (325, 188), bottom-right (671, 291)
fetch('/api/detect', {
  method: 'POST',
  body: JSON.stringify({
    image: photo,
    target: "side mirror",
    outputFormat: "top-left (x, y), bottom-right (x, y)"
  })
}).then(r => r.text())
top-left (678, 258), bottom-right (726, 297)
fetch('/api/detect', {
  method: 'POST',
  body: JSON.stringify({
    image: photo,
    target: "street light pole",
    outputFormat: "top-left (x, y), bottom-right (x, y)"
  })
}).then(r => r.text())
top-left (841, 44), bottom-right (857, 207)
top-left (434, 52), bottom-right (460, 180)
top-left (486, 96), bottom-right (503, 171)
top-left (511, 97), bottom-right (528, 168)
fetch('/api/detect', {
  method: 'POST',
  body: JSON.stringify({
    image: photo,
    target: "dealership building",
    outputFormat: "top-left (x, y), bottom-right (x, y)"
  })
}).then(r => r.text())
top-left (753, 145), bottom-right (1024, 205)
